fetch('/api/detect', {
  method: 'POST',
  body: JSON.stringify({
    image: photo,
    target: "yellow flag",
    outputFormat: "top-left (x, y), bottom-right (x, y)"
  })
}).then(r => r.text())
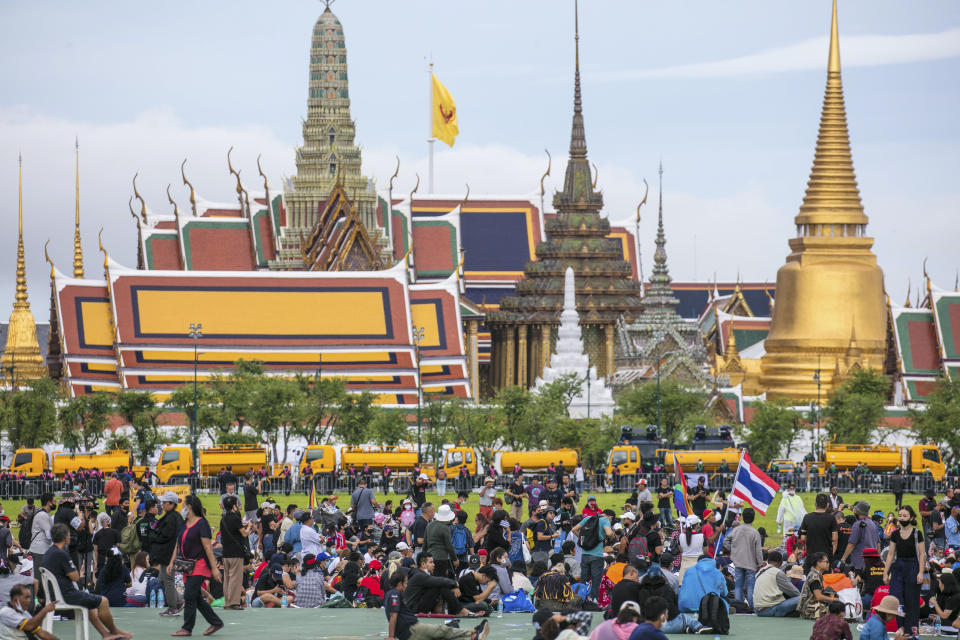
top-left (432, 73), bottom-right (458, 147)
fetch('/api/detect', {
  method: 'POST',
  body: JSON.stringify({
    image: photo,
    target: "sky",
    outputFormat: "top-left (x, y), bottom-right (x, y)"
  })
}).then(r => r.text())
top-left (0, 0), bottom-right (958, 319)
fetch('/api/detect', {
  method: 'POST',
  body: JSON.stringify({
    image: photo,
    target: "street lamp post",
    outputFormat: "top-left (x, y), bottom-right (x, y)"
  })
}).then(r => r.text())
top-left (188, 323), bottom-right (203, 471)
top-left (412, 326), bottom-right (426, 461)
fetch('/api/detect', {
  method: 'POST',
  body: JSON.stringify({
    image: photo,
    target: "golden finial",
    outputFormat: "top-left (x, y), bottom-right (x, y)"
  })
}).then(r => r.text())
top-left (635, 179), bottom-right (649, 224)
top-left (726, 327), bottom-right (739, 359)
top-left (132, 173), bottom-right (147, 222)
top-left (166, 184), bottom-right (180, 218)
top-left (923, 257), bottom-right (931, 291)
top-left (905, 279), bottom-right (911, 308)
top-left (227, 146), bottom-right (242, 195)
top-left (257, 154), bottom-right (269, 192)
top-left (14, 153), bottom-right (28, 307)
top-left (128, 196), bottom-right (140, 228)
top-left (539, 149), bottom-right (552, 198)
top-left (180, 158), bottom-right (197, 216)
top-left (98, 227), bottom-right (108, 269)
top-left (954, 269), bottom-right (958, 293)
top-left (389, 156), bottom-right (400, 194)
top-left (795, 0), bottom-right (865, 231)
top-left (591, 162), bottom-right (598, 189)
top-left (73, 136), bottom-right (84, 278)
top-left (43, 239), bottom-right (55, 279)
top-left (460, 183), bottom-right (470, 207)
top-left (409, 173), bottom-right (420, 204)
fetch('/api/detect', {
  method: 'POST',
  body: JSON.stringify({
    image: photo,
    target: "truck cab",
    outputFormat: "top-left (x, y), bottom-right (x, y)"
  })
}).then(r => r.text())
top-left (10, 448), bottom-right (47, 477)
top-left (910, 445), bottom-right (945, 480)
top-left (156, 446), bottom-right (193, 483)
top-left (441, 445), bottom-right (479, 476)
top-left (299, 444), bottom-right (336, 475)
top-left (606, 425), bottom-right (662, 475)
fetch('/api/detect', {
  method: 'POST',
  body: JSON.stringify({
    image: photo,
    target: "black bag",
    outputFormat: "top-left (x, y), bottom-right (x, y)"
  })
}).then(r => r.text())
top-left (578, 515), bottom-right (601, 550)
top-left (697, 592), bottom-right (730, 635)
top-left (18, 512), bottom-right (35, 549)
top-left (172, 556), bottom-right (196, 574)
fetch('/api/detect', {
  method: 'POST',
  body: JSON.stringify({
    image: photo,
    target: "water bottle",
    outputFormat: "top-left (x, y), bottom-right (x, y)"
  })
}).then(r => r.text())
top-left (935, 615), bottom-right (942, 635)
top-left (777, 523), bottom-right (782, 534)
top-left (496, 600), bottom-right (503, 618)
top-left (281, 594), bottom-right (288, 608)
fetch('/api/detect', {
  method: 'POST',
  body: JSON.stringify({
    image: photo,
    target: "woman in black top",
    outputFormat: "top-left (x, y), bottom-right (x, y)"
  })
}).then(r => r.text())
top-left (483, 510), bottom-right (510, 555)
top-left (171, 495), bottom-right (223, 637)
top-left (883, 505), bottom-right (925, 635)
top-left (931, 572), bottom-right (960, 629)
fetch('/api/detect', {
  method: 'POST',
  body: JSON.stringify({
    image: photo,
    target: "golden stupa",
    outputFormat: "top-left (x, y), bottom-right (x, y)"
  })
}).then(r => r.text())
top-left (758, 0), bottom-right (886, 401)
top-left (1, 156), bottom-right (48, 385)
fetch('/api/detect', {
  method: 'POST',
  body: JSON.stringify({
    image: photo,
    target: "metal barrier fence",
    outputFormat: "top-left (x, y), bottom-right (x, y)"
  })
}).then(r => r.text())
top-left (0, 470), bottom-right (952, 501)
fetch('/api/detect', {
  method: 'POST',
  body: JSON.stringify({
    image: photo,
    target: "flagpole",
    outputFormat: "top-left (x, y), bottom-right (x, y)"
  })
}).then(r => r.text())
top-left (428, 60), bottom-right (435, 194)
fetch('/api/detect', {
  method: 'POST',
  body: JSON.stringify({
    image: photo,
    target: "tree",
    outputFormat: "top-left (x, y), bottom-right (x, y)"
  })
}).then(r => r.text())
top-left (248, 376), bottom-right (304, 464)
top-left (544, 415), bottom-right (621, 468)
top-left (741, 398), bottom-right (802, 464)
top-left (59, 392), bottom-right (114, 451)
top-left (423, 398), bottom-right (498, 462)
top-left (294, 375), bottom-right (348, 444)
top-left (615, 380), bottom-right (712, 444)
top-left (370, 410), bottom-right (410, 448)
top-left (3, 377), bottom-right (59, 450)
top-left (823, 369), bottom-right (888, 444)
top-left (911, 377), bottom-right (960, 463)
top-left (334, 392), bottom-right (377, 446)
top-left (115, 390), bottom-right (168, 465)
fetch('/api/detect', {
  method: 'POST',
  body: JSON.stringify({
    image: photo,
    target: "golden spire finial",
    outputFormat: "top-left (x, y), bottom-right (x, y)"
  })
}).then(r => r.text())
top-left (905, 279), bottom-right (912, 308)
top-left (73, 137), bottom-right (84, 278)
top-left (539, 149), bottom-right (551, 198)
top-left (726, 327), bottom-right (739, 359)
top-left (132, 173), bottom-right (147, 222)
top-left (795, 0), bottom-right (865, 230)
top-left (166, 184), bottom-right (180, 218)
top-left (257, 154), bottom-right (269, 193)
top-left (43, 239), bottom-right (55, 279)
top-left (955, 269), bottom-right (959, 293)
top-left (15, 153), bottom-right (28, 307)
top-left (591, 162), bottom-right (598, 189)
top-left (181, 159), bottom-right (197, 216)
top-left (98, 227), bottom-right (109, 270)
top-left (460, 183), bottom-right (470, 207)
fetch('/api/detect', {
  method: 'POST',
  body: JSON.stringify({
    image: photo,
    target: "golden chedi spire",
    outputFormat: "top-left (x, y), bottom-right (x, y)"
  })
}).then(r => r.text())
top-left (2, 155), bottom-right (47, 385)
top-left (759, 0), bottom-right (887, 401)
top-left (73, 137), bottom-right (84, 278)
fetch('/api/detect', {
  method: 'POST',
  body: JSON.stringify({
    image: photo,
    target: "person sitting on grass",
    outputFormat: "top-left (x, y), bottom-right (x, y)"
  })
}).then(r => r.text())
top-left (252, 557), bottom-right (291, 608)
top-left (625, 595), bottom-right (671, 640)
top-left (94, 548), bottom-right (130, 608)
top-left (385, 569), bottom-right (490, 640)
top-left (808, 600), bottom-right (852, 640)
top-left (0, 584), bottom-right (58, 640)
top-left (404, 552), bottom-right (478, 617)
top-left (858, 595), bottom-right (909, 640)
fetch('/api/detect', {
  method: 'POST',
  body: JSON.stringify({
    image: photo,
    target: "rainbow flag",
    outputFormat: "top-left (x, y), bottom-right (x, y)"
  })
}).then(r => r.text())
top-left (672, 453), bottom-right (692, 518)
top-left (308, 480), bottom-right (317, 510)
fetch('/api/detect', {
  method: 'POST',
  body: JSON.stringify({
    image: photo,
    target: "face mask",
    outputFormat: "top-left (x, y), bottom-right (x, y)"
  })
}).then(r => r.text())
top-left (499, 558), bottom-right (509, 566)
top-left (787, 490), bottom-right (795, 496)
top-left (899, 518), bottom-right (911, 526)
top-left (181, 507), bottom-right (189, 518)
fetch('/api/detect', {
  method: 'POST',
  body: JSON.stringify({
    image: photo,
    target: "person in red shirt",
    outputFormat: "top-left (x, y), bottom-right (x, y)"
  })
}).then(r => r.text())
top-left (359, 560), bottom-right (385, 600)
top-left (103, 473), bottom-right (123, 518)
top-left (581, 496), bottom-right (601, 517)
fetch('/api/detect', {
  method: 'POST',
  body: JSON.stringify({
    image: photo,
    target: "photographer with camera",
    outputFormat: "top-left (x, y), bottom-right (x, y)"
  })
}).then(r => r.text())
top-left (840, 501), bottom-right (879, 571)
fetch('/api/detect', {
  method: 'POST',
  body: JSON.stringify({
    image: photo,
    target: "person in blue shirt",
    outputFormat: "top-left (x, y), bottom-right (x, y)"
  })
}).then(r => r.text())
top-left (677, 555), bottom-right (728, 613)
top-left (283, 510), bottom-right (304, 554)
top-left (859, 595), bottom-right (908, 640)
top-left (627, 595), bottom-right (670, 640)
top-left (944, 505), bottom-right (960, 550)
top-left (570, 511), bottom-right (614, 602)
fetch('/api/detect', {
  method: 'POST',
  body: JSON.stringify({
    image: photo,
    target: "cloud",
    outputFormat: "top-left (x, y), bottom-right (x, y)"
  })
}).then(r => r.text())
top-left (0, 106), bottom-right (955, 322)
top-left (594, 29), bottom-right (960, 80)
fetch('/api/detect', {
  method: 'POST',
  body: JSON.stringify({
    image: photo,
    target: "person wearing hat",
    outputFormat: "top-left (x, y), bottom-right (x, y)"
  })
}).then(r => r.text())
top-left (153, 491), bottom-right (185, 616)
top-left (859, 595), bottom-right (908, 640)
top-left (298, 510), bottom-right (323, 558)
top-left (855, 547), bottom-right (885, 614)
top-left (424, 504), bottom-right (459, 578)
top-left (753, 550), bottom-right (801, 617)
top-left (632, 479), bottom-right (652, 508)
top-left (477, 478), bottom-right (497, 520)
top-left (591, 599), bottom-right (642, 640)
top-left (581, 496), bottom-right (601, 517)
top-left (840, 500), bottom-right (880, 571)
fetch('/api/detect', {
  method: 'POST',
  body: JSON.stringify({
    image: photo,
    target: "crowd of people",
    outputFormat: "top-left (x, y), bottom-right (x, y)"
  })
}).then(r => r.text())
top-left (3, 467), bottom-right (960, 639)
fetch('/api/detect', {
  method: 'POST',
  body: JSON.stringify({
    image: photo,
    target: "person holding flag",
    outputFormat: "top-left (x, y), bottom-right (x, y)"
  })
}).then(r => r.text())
top-left (671, 453), bottom-right (692, 521)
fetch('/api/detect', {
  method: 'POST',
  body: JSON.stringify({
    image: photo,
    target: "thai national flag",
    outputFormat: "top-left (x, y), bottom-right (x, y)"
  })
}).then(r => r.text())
top-left (731, 451), bottom-right (780, 515)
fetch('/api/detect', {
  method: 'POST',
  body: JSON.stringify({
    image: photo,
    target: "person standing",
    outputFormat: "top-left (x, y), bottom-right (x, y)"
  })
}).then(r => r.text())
top-left (890, 471), bottom-right (905, 510)
top-left (103, 473), bottom-right (123, 519)
top-left (840, 501), bottom-right (880, 571)
top-left (423, 504), bottom-right (458, 578)
top-left (945, 504), bottom-right (960, 550)
top-left (571, 510), bottom-right (614, 602)
top-left (153, 492), bottom-right (185, 617)
top-left (800, 493), bottom-right (838, 573)
top-left (219, 495), bottom-right (249, 610)
top-left (477, 478), bottom-right (496, 520)
top-left (883, 505), bottom-right (925, 637)
top-left (505, 476), bottom-right (525, 522)
top-left (28, 493), bottom-right (56, 558)
top-left (775, 484), bottom-right (806, 534)
top-left (723, 507), bottom-right (763, 607)
top-left (351, 478), bottom-right (379, 529)
top-left (436, 468), bottom-right (447, 499)
top-left (574, 462), bottom-right (585, 495)
top-left (170, 495), bottom-right (223, 637)
top-left (656, 478), bottom-right (673, 528)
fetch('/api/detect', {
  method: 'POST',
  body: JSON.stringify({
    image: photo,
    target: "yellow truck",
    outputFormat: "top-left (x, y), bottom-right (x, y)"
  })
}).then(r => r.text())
top-left (299, 444), bottom-right (337, 475)
top-left (657, 448), bottom-right (741, 473)
top-left (11, 448), bottom-right (136, 478)
top-left (340, 446), bottom-right (419, 473)
top-left (821, 443), bottom-right (944, 480)
top-left (155, 445), bottom-right (271, 483)
top-left (493, 449), bottom-right (579, 475)
top-left (440, 445), bottom-right (481, 476)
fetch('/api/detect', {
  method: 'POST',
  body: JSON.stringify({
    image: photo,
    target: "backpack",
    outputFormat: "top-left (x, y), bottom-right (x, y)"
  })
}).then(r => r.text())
top-left (626, 534), bottom-right (649, 563)
top-left (118, 518), bottom-right (142, 555)
top-left (451, 524), bottom-right (469, 556)
top-left (577, 515), bottom-right (601, 551)
top-left (18, 511), bottom-right (35, 549)
top-left (697, 592), bottom-right (730, 635)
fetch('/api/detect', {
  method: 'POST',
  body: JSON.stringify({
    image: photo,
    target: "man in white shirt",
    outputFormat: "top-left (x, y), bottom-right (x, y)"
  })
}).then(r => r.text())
top-left (298, 512), bottom-right (324, 558)
top-left (0, 584), bottom-right (57, 640)
top-left (574, 463), bottom-right (586, 495)
top-left (28, 493), bottom-right (56, 558)
top-left (776, 484), bottom-right (807, 533)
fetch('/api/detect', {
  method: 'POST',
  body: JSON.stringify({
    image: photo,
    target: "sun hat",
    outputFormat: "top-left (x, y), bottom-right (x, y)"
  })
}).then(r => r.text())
top-left (619, 511), bottom-right (637, 521)
top-left (636, 478), bottom-right (647, 485)
top-left (685, 514), bottom-right (701, 527)
top-left (613, 523), bottom-right (623, 531)
top-left (396, 542), bottom-right (410, 551)
top-left (368, 560), bottom-right (383, 571)
top-left (786, 564), bottom-right (805, 579)
top-left (160, 491), bottom-right (181, 504)
top-left (484, 477), bottom-right (494, 484)
top-left (872, 595), bottom-right (901, 616)
top-left (419, 473), bottom-right (429, 481)
top-left (853, 500), bottom-right (871, 516)
top-left (538, 500), bottom-right (550, 508)
top-left (436, 504), bottom-right (456, 522)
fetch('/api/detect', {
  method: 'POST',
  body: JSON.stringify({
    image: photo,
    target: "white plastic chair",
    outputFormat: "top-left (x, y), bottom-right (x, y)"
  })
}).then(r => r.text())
top-left (38, 567), bottom-right (90, 640)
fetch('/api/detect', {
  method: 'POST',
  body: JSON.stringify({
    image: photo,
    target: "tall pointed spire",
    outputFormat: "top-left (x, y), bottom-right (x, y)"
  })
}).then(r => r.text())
top-left (73, 137), bottom-right (84, 278)
top-left (641, 162), bottom-right (680, 316)
top-left (795, 0), bottom-right (867, 231)
top-left (554, 0), bottom-right (602, 211)
top-left (3, 154), bottom-right (47, 383)
top-left (15, 154), bottom-right (27, 308)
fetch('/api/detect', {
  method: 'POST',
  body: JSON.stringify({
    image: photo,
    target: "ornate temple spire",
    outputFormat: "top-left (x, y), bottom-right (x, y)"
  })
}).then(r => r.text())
top-left (795, 0), bottom-right (867, 231)
top-left (73, 137), bottom-right (84, 278)
top-left (554, 0), bottom-right (602, 212)
top-left (2, 155), bottom-right (47, 383)
top-left (641, 162), bottom-right (680, 316)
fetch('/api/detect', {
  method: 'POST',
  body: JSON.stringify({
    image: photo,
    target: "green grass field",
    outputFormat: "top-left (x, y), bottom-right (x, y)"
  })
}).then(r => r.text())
top-left (4, 487), bottom-right (918, 548)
